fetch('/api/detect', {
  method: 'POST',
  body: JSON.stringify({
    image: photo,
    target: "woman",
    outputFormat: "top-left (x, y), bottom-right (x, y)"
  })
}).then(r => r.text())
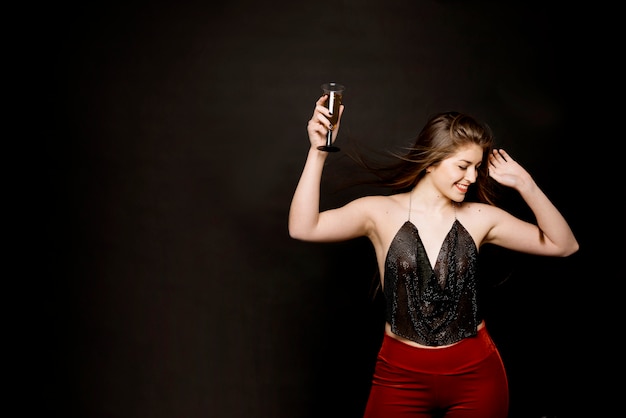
top-left (288, 94), bottom-right (579, 418)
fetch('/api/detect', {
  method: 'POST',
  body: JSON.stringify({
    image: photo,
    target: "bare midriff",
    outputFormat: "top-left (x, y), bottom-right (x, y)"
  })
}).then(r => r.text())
top-left (384, 320), bottom-right (486, 349)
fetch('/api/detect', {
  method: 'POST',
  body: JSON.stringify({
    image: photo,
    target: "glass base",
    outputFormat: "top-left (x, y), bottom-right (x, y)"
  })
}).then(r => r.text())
top-left (317, 145), bottom-right (340, 152)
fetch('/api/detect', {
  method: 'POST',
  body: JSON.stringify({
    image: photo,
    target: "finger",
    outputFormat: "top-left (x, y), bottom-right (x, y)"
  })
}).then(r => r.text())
top-left (493, 148), bottom-right (508, 162)
top-left (308, 117), bottom-right (325, 128)
top-left (313, 120), bottom-right (331, 137)
top-left (314, 96), bottom-right (332, 117)
top-left (314, 105), bottom-right (332, 121)
top-left (489, 150), bottom-right (502, 166)
top-left (497, 149), bottom-right (511, 162)
top-left (310, 110), bottom-right (331, 128)
top-left (488, 153), bottom-right (498, 168)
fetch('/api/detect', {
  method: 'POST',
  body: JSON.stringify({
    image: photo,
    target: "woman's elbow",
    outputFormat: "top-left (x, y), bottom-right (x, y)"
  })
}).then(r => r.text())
top-left (288, 229), bottom-right (304, 240)
top-left (559, 241), bottom-right (580, 257)
top-left (288, 223), bottom-right (310, 241)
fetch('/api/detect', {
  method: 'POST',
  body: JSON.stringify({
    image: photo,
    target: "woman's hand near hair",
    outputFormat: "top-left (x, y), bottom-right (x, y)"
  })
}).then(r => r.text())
top-left (487, 149), bottom-right (532, 191)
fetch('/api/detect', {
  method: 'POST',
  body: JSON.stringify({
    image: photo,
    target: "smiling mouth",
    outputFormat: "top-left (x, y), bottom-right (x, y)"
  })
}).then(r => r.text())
top-left (455, 183), bottom-right (469, 193)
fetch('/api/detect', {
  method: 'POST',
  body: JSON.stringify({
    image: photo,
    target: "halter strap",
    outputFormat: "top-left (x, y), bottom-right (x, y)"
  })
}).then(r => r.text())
top-left (408, 189), bottom-right (413, 221)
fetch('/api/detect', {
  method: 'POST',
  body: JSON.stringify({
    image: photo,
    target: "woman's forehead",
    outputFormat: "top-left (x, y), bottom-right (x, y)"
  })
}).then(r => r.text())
top-left (447, 144), bottom-right (484, 162)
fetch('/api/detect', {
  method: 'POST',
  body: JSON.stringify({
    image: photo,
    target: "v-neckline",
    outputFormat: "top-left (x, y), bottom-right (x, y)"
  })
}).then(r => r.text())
top-left (408, 219), bottom-right (458, 272)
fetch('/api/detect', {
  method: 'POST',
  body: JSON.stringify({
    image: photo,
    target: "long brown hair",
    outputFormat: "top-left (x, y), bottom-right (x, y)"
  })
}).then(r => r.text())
top-left (346, 111), bottom-right (498, 205)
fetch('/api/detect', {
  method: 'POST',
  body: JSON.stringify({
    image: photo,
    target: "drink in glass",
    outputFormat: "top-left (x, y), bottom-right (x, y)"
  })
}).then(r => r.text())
top-left (318, 82), bottom-right (345, 152)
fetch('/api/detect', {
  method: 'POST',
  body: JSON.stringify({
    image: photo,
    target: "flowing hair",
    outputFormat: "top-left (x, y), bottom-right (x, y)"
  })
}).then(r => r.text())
top-left (345, 111), bottom-right (498, 204)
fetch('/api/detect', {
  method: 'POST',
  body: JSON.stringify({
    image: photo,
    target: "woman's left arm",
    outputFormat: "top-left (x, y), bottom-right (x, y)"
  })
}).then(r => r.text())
top-left (487, 149), bottom-right (579, 257)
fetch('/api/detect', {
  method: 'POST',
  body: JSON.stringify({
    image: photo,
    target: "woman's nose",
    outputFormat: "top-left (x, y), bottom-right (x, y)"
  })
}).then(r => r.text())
top-left (466, 167), bottom-right (478, 183)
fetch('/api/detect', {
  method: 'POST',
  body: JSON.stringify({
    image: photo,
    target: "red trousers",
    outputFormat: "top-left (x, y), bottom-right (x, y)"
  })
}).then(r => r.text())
top-left (363, 325), bottom-right (509, 418)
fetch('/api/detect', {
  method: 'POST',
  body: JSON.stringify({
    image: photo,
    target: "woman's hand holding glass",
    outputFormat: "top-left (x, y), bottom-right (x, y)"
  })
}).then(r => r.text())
top-left (307, 93), bottom-right (345, 152)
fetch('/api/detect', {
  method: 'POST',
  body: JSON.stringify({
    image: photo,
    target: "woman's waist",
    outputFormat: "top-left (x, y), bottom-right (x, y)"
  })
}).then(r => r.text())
top-left (384, 320), bottom-right (486, 349)
top-left (378, 320), bottom-right (497, 373)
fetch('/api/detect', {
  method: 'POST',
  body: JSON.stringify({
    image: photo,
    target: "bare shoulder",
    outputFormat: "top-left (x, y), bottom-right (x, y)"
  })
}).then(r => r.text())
top-left (358, 193), bottom-right (410, 228)
top-left (351, 193), bottom-right (411, 254)
top-left (456, 201), bottom-right (508, 242)
top-left (458, 201), bottom-right (500, 217)
top-left (351, 193), bottom-right (405, 210)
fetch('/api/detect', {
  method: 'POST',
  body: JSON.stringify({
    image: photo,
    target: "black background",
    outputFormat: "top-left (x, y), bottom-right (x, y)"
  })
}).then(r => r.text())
top-left (26, 1), bottom-right (621, 417)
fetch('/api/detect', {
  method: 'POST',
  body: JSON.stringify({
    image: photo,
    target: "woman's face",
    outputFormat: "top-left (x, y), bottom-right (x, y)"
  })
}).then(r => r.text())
top-left (431, 144), bottom-right (483, 202)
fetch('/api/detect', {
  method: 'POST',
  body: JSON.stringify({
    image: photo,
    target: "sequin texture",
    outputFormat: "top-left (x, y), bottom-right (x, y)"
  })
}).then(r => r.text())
top-left (383, 220), bottom-right (479, 346)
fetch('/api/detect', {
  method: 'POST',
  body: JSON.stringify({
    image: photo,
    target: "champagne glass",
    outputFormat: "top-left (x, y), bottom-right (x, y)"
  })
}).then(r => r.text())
top-left (318, 82), bottom-right (345, 152)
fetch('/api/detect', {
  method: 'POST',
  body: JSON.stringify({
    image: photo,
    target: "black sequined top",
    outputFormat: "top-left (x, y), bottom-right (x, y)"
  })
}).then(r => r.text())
top-left (383, 219), bottom-right (480, 346)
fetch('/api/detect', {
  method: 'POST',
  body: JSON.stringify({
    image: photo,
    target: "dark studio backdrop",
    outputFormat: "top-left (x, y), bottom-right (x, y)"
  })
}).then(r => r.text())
top-left (30, 0), bottom-right (620, 417)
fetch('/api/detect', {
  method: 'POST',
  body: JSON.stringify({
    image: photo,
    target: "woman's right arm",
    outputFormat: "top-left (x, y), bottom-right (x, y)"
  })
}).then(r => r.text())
top-left (288, 96), bottom-right (367, 243)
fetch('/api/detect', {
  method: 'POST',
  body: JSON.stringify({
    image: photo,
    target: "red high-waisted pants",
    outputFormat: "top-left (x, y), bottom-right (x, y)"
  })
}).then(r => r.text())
top-left (363, 325), bottom-right (509, 418)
